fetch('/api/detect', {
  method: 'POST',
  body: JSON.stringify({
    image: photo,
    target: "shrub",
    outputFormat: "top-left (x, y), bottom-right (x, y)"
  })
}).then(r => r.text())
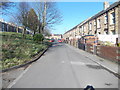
top-left (33, 34), bottom-right (44, 43)
top-left (117, 43), bottom-right (120, 47)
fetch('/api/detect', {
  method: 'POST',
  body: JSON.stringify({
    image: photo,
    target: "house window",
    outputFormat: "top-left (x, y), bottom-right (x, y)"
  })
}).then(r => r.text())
top-left (97, 19), bottom-right (101, 28)
top-left (84, 26), bottom-right (86, 31)
top-left (89, 23), bottom-right (92, 30)
top-left (104, 14), bottom-right (108, 24)
top-left (95, 30), bottom-right (97, 34)
top-left (104, 29), bottom-right (109, 35)
top-left (79, 29), bottom-right (81, 33)
top-left (2, 23), bottom-right (5, 31)
top-left (94, 20), bottom-right (96, 26)
top-left (79, 27), bottom-right (82, 32)
top-left (82, 26), bottom-right (84, 32)
top-left (111, 30), bottom-right (116, 35)
top-left (110, 12), bottom-right (115, 25)
top-left (7, 25), bottom-right (9, 32)
top-left (98, 32), bottom-right (101, 34)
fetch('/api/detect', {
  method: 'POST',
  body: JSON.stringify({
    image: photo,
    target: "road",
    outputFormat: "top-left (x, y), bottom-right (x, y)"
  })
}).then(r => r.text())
top-left (11, 43), bottom-right (118, 88)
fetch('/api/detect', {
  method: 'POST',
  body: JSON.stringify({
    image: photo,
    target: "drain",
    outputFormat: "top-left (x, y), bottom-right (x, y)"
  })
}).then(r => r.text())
top-left (86, 64), bottom-right (104, 69)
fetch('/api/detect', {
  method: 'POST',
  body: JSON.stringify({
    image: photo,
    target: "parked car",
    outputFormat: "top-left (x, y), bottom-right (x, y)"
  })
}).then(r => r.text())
top-left (49, 39), bottom-right (54, 42)
top-left (58, 39), bottom-right (62, 43)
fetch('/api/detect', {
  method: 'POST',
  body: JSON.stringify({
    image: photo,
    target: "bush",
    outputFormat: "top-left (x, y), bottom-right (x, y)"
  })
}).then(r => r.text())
top-left (117, 43), bottom-right (120, 47)
top-left (33, 34), bottom-right (44, 43)
top-left (1, 32), bottom-right (48, 70)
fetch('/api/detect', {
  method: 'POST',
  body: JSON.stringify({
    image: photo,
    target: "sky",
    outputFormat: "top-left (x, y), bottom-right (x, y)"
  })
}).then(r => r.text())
top-left (54, 2), bottom-right (104, 34)
top-left (1, 1), bottom-right (116, 34)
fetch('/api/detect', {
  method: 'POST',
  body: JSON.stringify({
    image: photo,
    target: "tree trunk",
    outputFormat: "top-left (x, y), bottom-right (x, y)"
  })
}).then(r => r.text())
top-left (22, 27), bottom-right (26, 39)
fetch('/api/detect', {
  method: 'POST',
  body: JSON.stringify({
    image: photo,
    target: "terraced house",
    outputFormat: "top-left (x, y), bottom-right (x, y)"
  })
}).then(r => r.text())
top-left (63, 1), bottom-right (120, 46)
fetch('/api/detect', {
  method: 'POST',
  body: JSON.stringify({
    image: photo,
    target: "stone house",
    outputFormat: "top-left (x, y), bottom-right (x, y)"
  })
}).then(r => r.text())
top-left (63, 1), bottom-right (120, 45)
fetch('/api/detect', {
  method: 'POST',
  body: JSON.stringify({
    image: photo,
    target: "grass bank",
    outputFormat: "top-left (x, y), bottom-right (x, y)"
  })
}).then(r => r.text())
top-left (0, 32), bottom-right (52, 70)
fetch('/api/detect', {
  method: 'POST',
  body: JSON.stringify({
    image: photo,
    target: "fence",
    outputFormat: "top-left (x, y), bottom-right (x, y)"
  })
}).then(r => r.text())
top-left (85, 44), bottom-right (120, 63)
top-left (68, 39), bottom-right (120, 63)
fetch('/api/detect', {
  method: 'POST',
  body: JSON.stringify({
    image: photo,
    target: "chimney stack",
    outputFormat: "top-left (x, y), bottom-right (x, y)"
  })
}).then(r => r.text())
top-left (104, 1), bottom-right (110, 10)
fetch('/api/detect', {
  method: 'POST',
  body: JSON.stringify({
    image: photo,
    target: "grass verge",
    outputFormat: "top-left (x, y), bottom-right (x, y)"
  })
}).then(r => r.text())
top-left (0, 32), bottom-right (52, 70)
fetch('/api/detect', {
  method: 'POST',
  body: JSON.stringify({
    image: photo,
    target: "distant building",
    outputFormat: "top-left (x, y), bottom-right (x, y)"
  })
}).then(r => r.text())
top-left (0, 19), bottom-right (33, 34)
top-left (49, 34), bottom-right (62, 40)
top-left (0, 19), bottom-right (18, 32)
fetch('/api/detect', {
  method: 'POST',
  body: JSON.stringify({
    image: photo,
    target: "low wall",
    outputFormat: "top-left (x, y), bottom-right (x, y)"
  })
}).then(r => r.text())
top-left (67, 39), bottom-right (120, 63)
top-left (96, 45), bottom-right (120, 62)
top-left (86, 44), bottom-right (93, 53)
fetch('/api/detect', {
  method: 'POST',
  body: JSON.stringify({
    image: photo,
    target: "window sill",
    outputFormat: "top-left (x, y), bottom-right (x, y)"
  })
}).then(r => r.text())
top-left (104, 23), bottom-right (108, 25)
top-left (110, 23), bottom-right (115, 26)
top-left (97, 27), bottom-right (101, 29)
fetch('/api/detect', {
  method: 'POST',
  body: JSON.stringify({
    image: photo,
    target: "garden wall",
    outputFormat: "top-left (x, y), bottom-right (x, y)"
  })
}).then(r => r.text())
top-left (67, 40), bottom-right (120, 63)
top-left (96, 45), bottom-right (120, 63)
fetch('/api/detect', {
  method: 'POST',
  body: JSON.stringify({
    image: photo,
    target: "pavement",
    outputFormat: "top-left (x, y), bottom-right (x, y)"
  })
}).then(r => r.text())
top-left (66, 44), bottom-right (119, 75)
top-left (1, 66), bottom-right (28, 89)
top-left (6, 43), bottom-right (118, 88)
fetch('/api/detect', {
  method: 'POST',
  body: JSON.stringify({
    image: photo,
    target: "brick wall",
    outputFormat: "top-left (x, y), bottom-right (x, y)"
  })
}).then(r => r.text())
top-left (97, 45), bottom-right (120, 62)
top-left (86, 44), bottom-right (93, 53)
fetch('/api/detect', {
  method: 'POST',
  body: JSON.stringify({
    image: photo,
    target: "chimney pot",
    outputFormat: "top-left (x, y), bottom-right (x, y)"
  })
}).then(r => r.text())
top-left (104, 1), bottom-right (110, 10)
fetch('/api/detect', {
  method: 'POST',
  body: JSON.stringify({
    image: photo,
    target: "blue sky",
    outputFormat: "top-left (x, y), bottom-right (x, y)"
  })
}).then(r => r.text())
top-left (1, 2), bottom-right (115, 34)
top-left (54, 2), bottom-right (104, 34)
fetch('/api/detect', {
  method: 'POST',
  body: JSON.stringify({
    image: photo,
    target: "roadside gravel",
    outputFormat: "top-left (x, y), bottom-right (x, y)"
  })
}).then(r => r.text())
top-left (1, 65), bottom-right (29, 88)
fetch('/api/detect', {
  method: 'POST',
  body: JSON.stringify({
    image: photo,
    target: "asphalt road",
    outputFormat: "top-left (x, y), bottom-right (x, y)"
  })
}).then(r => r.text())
top-left (11, 43), bottom-right (118, 88)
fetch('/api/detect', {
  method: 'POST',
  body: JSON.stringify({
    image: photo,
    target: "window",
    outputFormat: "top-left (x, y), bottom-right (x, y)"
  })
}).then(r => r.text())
top-left (98, 32), bottom-right (101, 34)
top-left (97, 19), bottom-right (101, 28)
top-left (84, 26), bottom-right (86, 31)
top-left (82, 26), bottom-right (84, 32)
top-left (94, 20), bottom-right (96, 26)
top-left (79, 29), bottom-right (81, 33)
top-left (79, 26), bottom-right (81, 32)
top-left (2, 23), bottom-right (4, 31)
top-left (7, 25), bottom-right (9, 32)
top-left (110, 12), bottom-right (115, 25)
top-left (104, 29), bottom-right (109, 35)
top-left (95, 30), bottom-right (97, 34)
top-left (89, 23), bottom-right (92, 30)
top-left (104, 14), bottom-right (108, 24)
top-left (111, 30), bottom-right (116, 35)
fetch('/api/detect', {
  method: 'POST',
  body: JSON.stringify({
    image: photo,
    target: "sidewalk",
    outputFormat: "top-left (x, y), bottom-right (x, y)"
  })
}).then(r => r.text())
top-left (66, 44), bottom-right (119, 75)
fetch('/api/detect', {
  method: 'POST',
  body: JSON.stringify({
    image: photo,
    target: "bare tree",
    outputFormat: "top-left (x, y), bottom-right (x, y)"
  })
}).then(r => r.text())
top-left (44, 28), bottom-right (51, 36)
top-left (35, 2), bottom-right (62, 33)
top-left (14, 2), bottom-right (30, 38)
top-left (0, 0), bottom-right (15, 15)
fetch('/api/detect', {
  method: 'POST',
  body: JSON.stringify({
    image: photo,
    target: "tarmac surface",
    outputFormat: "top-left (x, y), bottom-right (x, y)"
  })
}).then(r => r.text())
top-left (8, 43), bottom-right (119, 88)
